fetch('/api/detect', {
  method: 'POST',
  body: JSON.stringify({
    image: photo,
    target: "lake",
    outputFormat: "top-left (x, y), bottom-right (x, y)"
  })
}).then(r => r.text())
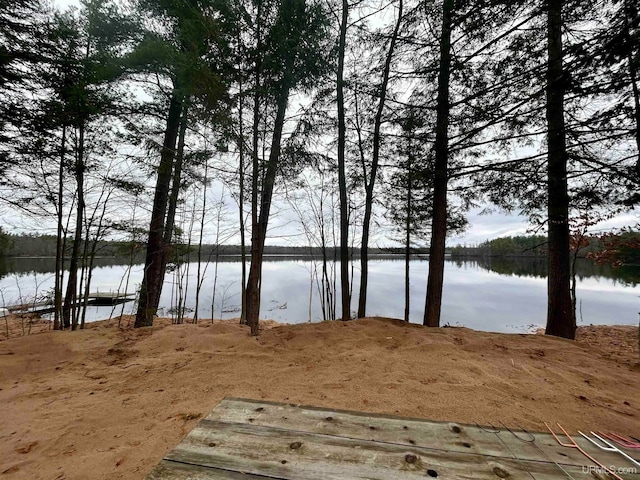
top-left (1, 256), bottom-right (638, 333)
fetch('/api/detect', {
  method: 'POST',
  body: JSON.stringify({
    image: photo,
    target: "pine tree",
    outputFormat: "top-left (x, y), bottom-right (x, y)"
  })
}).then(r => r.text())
top-left (245, 0), bottom-right (332, 335)
top-left (133, 0), bottom-right (234, 327)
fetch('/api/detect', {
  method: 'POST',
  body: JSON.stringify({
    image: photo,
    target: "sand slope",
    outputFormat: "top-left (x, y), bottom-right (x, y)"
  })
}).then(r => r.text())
top-left (0, 317), bottom-right (639, 479)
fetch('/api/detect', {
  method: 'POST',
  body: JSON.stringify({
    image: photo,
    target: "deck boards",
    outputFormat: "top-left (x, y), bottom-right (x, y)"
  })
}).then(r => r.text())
top-left (146, 397), bottom-right (640, 479)
top-left (6, 292), bottom-right (135, 314)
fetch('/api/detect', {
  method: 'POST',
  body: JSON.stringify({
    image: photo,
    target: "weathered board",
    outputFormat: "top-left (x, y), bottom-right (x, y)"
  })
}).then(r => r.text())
top-left (206, 398), bottom-right (631, 468)
top-left (6, 292), bottom-right (135, 314)
top-left (146, 397), bottom-right (640, 480)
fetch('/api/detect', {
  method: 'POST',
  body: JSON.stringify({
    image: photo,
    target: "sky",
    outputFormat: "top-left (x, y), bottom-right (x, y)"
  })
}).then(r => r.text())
top-left (54, 0), bottom-right (79, 9)
top-left (42, 0), bottom-right (639, 248)
top-left (448, 209), bottom-right (638, 246)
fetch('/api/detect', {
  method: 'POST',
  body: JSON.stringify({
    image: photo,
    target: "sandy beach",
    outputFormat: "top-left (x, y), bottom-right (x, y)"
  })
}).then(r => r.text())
top-left (1, 316), bottom-right (639, 479)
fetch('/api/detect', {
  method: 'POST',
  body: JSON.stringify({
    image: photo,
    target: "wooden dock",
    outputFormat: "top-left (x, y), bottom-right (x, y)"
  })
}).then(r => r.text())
top-left (7, 292), bottom-right (136, 315)
top-left (145, 397), bottom-right (640, 479)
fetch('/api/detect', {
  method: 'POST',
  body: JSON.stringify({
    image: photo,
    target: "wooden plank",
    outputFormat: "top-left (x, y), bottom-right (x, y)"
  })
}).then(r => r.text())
top-left (145, 460), bottom-right (276, 479)
top-left (6, 293), bottom-right (134, 312)
top-left (87, 297), bottom-right (134, 306)
top-left (208, 398), bottom-right (639, 471)
top-left (87, 292), bottom-right (135, 298)
top-left (165, 419), bottom-right (614, 480)
top-left (7, 300), bottom-right (51, 312)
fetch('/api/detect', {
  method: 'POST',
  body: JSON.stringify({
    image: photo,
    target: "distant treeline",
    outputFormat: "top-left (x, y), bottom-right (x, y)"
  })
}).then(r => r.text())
top-left (4, 232), bottom-right (639, 265)
top-left (0, 233), bottom-right (142, 258)
top-left (0, 232), bottom-right (429, 259)
top-left (451, 257), bottom-right (640, 286)
top-left (451, 235), bottom-right (548, 257)
top-left (452, 232), bottom-right (640, 265)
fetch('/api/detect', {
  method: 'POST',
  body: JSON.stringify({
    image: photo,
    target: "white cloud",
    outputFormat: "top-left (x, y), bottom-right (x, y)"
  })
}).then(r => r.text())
top-left (448, 208), bottom-right (531, 246)
top-left (447, 207), bottom-right (640, 247)
top-left (53, 0), bottom-right (80, 10)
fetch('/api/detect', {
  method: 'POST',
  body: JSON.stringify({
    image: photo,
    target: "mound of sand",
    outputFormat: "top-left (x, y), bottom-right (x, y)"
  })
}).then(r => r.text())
top-left (1, 316), bottom-right (638, 479)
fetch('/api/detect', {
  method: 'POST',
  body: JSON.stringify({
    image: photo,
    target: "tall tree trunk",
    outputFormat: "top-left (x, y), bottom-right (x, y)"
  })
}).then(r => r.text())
top-left (211, 243), bottom-right (220, 320)
top-left (246, 74), bottom-right (293, 335)
top-left (179, 193), bottom-right (196, 324)
top-left (209, 192), bottom-right (224, 320)
top-left (318, 181), bottom-right (332, 321)
top-left (237, 46), bottom-right (248, 325)
top-left (77, 208), bottom-right (90, 328)
top-left (624, 0), bottom-right (640, 175)
top-left (239, 170), bottom-right (248, 325)
top-left (54, 124), bottom-right (66, 331)
top-left (117, 198), bottom-right (138, 325)
top-left (337, 0), bottom-right (350, 321)
top-left (81, 193), bottom-right (110, 329)
top-left (630, 63), bottom-right (640, 175)
top-left (404, 139), bottom-right (412, 323)
top-left (424, 0), bottom-right (454, 328)
top-left (357, 0), bottom-right (403, 318)
top-left (63, 122), bottom-right (85, 330)
top-left (194, 158), bottom-right (208, 324)
top-left (163, 101), bottom-right (189, 250)
top-left (134, 89), bottom-right (183, 328)
top-left (545, 0), bottom-right (574, 339)
top-left (246, 0), bottom-right (263, 333)
top-left (156, 98), bottom-right (189, 314)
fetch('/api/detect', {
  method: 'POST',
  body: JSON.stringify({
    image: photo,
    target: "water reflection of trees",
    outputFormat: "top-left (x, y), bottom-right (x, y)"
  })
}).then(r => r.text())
top-left (459, 257), bottom-right (640, 286)
top-left (0, 257), bottom-right (139, 279)
top-left (1, 255), bottom-right (402, 278)
top-left (3, 255), bottom-right (640, 287)
top-left (453, 257), bottom-right (548, 278)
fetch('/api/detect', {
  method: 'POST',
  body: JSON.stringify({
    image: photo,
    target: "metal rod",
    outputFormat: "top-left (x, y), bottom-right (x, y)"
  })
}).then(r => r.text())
top-left (600, 432), bottom-right (640, 449)
top-left (500, 423), bottom-right (577, 480)
top-left (476, 423), bottom-right (536, 480)
top-left (545, 422), bottom-right (624, 480)
top-left (579, 431), bottom-right (640, 467)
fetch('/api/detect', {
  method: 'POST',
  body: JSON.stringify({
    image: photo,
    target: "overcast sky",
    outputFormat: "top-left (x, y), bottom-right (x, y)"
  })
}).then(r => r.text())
top-left (54, 0), bottom-right (78, 8)
top-left (43, 0), bottom-right (638, 247)
top-left (448, 209), bottom-right (638, 246)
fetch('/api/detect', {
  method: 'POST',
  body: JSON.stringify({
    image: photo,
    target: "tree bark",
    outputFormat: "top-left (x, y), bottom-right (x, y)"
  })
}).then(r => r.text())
top-left (63, 121), bottom-right (85, 330)
top-left (194, 157), bottom-right (208, 324)
top-left (156, 98), bottom-right (189, 315)
top-left (424, 0), bottom-right (454, 328)
top-left (404, 133), bottom-right (412, 323)
top-left (623, 0), bottom-right (640, 175)
top-left (246, 0), bottom-right (263, 333)
top-left (237, 35), bottom-right (248, 325)
top-left (246, 75), bottom-right (293, 336)
top-left (134, 89), bottom-right (183, 328)
top-left (545, 0), bottom-right (575, 339)
top-left (163, 100), bottom-right (189, 248)
top-left (81, 192), bottom-right (110, 329)
top-left (337, 0), bottom-right (350, 321)
top-left (239, 184), bottom-right (248, 324)
top-left (357, 0), bottom-right (403, 318)
top-left (54, 124), bottom-right (66, 331)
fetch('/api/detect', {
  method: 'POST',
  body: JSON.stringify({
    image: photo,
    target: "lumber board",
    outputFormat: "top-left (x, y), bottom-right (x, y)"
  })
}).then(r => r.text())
top-left (145, 459), bottom-right (276, 479)
top-left (208, 397), bottom-right (639, 472)
top-left (164, 419), bottom-right (620, 480)
top-left (147, 398), bottom-right (640, 479)
top-left (6, 292), bottom-right (135, 313)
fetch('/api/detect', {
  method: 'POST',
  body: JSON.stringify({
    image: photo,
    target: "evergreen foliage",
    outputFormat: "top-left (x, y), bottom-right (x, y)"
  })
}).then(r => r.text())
top-left (479, 235), bottom-right (548, 257)
top-left (0, 0), bottom-right (638, 336)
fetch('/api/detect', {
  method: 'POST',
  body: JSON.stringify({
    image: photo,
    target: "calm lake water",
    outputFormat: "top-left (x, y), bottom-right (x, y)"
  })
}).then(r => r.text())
top-left (1, 256), bottom-right (638, 333)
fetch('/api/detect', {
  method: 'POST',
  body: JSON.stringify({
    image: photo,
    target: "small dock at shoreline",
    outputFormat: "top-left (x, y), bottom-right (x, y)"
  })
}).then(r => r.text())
top-left (5, 292), bottom-right (136, 315)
